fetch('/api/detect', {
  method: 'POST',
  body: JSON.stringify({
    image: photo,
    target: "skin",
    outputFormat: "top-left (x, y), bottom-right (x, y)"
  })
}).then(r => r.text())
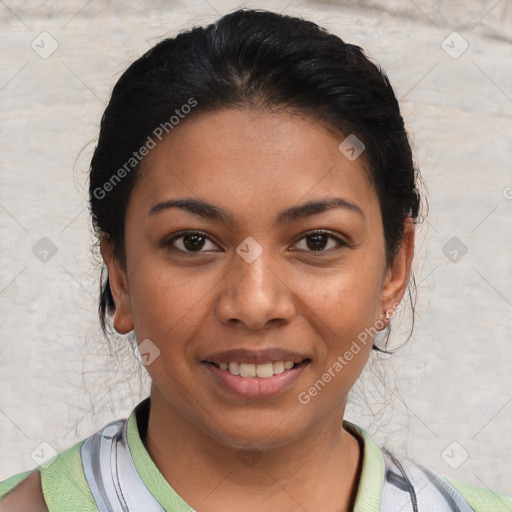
top-left (101, 108), bottom-right (415, 512)
top-left (0, 471), bottom-right (47, 511)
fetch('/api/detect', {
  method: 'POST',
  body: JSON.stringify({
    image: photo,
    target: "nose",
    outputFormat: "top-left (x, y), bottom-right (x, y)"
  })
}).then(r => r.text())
top-left (215, 243), bottom-right (296, 330)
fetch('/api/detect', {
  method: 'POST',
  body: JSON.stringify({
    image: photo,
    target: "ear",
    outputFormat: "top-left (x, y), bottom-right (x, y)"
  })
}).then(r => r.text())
top-left (379, 217), bottom-right (415, 323)
top-left (100, 233), bottom-right (134, 334)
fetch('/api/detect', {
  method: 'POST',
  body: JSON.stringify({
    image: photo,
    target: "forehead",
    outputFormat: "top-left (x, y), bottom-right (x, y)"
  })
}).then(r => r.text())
top-left (129, 108), bottom-right (380, 227)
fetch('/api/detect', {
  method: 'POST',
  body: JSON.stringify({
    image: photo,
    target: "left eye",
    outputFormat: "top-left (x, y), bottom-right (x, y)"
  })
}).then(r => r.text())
top-left (164, 230), bottom-right (345, 255)
top-left (293, 231), bottom-right (346, 253)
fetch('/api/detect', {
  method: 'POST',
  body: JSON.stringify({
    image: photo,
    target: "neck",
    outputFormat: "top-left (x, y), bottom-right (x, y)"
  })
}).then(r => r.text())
top-left (142, 386), bottom-right (362, 512)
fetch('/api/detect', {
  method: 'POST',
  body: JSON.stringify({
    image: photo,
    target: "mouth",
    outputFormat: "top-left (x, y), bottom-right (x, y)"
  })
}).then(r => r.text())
top-left (201, 355), bottom-right (311, 399)
top-left (202, 359), bottom-right (310, 378)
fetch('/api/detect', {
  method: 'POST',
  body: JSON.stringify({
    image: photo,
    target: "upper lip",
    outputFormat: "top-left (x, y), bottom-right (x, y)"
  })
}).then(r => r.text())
top-left (202, 348), bottom-right (311, 364)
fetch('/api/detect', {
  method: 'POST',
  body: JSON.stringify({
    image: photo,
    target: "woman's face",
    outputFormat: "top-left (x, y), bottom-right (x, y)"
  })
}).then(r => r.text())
top-left (103, 108), bottom-right (413, 449)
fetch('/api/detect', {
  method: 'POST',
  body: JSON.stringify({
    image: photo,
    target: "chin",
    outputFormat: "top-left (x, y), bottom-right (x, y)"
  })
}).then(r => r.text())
top-left (204, 410), bottom-right (309, 451)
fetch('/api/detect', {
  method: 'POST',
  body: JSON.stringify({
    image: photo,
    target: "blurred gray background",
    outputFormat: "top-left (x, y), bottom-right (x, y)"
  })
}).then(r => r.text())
top-left (1, 0), bottom-right (511, 496)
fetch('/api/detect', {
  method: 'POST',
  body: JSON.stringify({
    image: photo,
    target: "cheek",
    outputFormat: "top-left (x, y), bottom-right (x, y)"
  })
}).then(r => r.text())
top-left (297, 256), bottom-right (383, 372)
top-left (128, 260), bottom-right (216, 349)
top-left (303, 258), bottom-right (383, 327)
top-left (299, 282), bottom-right (378, 403)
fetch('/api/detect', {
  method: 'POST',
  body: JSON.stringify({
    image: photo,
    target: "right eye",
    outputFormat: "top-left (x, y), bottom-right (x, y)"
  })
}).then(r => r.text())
top-left (162, 230), bottom-right (222, 256)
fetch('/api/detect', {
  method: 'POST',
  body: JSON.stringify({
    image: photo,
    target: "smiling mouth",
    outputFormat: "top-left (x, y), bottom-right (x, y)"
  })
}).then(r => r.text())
top-left (203, 359), bottom-right (311, 378)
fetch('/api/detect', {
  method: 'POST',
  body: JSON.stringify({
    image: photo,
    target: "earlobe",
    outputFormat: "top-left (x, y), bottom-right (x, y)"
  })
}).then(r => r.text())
top-left (379, 217), bottom-right (415, 320)
top-left (100, 233), bottom-right (134, 334)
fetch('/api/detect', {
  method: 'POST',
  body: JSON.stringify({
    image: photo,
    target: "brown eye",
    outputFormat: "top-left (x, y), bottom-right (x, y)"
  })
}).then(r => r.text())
top-left (165, 231), bottom-right (220, 254)
top-left (293, 231), bottom-right (346, 253)
top-left (182, 233), bottom-right (206, 251)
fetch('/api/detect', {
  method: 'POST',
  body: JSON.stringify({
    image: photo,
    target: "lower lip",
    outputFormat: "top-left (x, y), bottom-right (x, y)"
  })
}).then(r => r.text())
top-left (202, 361), bottom-right (310, 399)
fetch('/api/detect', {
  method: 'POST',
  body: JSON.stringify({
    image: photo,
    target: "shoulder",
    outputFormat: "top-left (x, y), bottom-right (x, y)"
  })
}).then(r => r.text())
top-left (0, 470), bottom-right (32, 501)
top-left (0, 402), bottom-right (144, 512)
top-left (442, 474), bottom-right (512, 512)
top-left (382, 449), bottom-right (512, 512)
top-left (0, 470), bottom-right (47, 512)
top-left (0, 437), bottom-right (98, 512)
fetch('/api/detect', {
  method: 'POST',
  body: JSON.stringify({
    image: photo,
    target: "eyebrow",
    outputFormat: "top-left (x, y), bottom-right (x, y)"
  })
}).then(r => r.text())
top-left (148, 196), bottom-right (364, 226)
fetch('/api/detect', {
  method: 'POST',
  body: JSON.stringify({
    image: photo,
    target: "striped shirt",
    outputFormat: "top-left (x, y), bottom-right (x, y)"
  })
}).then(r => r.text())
top-left (1, 397), bottom-right (511, 511)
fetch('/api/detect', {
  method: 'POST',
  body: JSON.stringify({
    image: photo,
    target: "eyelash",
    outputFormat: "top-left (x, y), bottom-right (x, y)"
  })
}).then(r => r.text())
top-left (163, 230), bottom-right (347, 256)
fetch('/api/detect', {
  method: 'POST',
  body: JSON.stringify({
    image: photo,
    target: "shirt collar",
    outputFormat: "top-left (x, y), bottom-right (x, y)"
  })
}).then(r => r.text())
top-left (343, 420), bottom-right (385, 511)
top-left (126, 397), bottom-right (384, 511)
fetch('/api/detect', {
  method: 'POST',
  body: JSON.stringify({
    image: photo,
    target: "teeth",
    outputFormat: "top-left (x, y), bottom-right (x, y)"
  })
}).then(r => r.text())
top-left (256, 362), bottom-right (273, 378)
top-left (272, 361), bottom-right (285, 374)
top-left (239, 362), bottom-right (256, 377)
top-left (228, 361), bottom-right (239, 375)
top-left (213, 360), bottom-right (299, 378)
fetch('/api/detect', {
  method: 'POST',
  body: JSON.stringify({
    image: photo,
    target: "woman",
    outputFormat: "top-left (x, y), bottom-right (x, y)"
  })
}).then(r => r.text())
top-left (1, 8), bottom-right (510, 512)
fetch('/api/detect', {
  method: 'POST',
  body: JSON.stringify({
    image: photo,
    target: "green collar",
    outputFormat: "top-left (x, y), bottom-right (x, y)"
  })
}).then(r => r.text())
top-left (343, 420), bottom-right (385, 511)
top-left (126, 398), bottom-right (384, 511)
